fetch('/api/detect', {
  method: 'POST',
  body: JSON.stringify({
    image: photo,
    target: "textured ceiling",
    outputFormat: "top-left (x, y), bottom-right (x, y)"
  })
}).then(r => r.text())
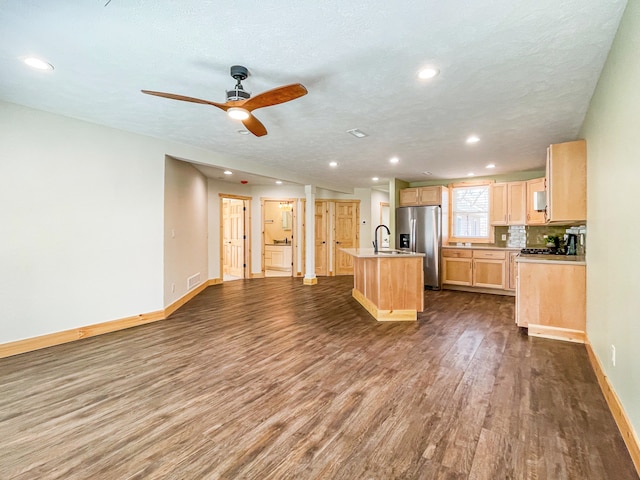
top-left (0, 0), bottom-right (627, 191)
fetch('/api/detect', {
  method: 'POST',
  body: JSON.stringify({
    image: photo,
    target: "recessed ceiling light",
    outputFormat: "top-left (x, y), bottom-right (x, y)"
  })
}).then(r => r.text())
top-left (468, 173), bottom-right (475, 177)
top-left (227, 107), bottom-right (250, 120)
top-left (466, 135), bottom-right (480, 144)
top-left (23, 57), bottom-right (54, 70)
top-left (486, 164), bottom-right (496, 169)
top-left (329, 161), bottom-right (338, 167)
top-left (236, 129), bottom-right (250, 135)
top-left (372, 177), bottom-right (379, 182)
top-left (275, 180), bottom-right (283, 185)
top-left (389, 156), bottom-right (399, 164)
top-left (223, 170), bottom-right (233, 175)
top-left (418, 67), bottom-right (439, 79)
top-left (347, 128), bottom-right (368, 138)
top-left (422, 171), bottom-right (432, 176)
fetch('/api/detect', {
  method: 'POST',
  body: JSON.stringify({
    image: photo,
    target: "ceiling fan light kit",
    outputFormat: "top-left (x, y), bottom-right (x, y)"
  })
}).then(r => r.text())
top-left (141, 65), bottom-right (307, 137)
top-left (227, 107), bottom-right (250, 120)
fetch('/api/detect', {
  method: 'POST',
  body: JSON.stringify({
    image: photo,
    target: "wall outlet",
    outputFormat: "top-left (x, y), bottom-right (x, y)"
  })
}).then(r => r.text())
top-left (611, 344), bottom-right (616, 367)
top-left (171, 283), bottom-right (175, 293)
top-left (501, 234), bottom-right (507, 241)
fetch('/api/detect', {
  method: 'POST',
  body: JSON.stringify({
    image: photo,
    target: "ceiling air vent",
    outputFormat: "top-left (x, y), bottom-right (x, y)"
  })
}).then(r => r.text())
top-left (347, 128), bottom-right (368, 138)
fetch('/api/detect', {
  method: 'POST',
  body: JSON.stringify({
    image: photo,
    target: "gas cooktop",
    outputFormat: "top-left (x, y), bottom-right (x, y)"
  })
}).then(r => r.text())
top-left (520, 248), bottom-right (553, 254)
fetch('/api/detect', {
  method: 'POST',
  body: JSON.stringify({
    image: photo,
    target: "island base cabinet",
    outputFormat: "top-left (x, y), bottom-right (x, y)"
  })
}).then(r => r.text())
top-left (352, 256), bottom-right (424, 321)
top-left (516, 261), bottom-right (586, 342)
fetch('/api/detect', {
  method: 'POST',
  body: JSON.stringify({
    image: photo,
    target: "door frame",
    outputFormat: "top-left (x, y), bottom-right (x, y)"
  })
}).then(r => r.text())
top-left (219, 194), bottom-right (252, 281)
top-left (261, 197), bottom-right (298, 276)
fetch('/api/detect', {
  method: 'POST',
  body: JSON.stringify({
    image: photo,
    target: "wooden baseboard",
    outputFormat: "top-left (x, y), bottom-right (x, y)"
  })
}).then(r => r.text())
top-left (443, 284), bottom-right (515, 296)
top-left (0, 309), bottom-right (164, 359)
top-left (586, 341), bottom-right (640, 475)
top-left (0, 279), bottom-right (223, 359)
top-left (250, 272), bottom-right (265, 279)
top-left (164, 281), bottom-right (210, 318)
top-left (352, 289), bottom-right (417, 321)
top-left (303, 277), bottom-right (318, 285)
top-left (527, 324), bottom-right (586, 343)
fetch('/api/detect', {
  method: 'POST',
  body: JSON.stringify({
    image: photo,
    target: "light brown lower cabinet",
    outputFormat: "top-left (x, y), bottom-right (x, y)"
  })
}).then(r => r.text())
top-left (516, 260), bottom-right (586, 342)
top-left (443, 249), bottom-right (509, 291)
top-left (442, 250), bottom-right (472, 285)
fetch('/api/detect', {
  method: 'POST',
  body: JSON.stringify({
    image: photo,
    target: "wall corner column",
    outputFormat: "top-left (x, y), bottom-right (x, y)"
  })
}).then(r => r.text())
top-left (303, 184), bottom-right (317, 285)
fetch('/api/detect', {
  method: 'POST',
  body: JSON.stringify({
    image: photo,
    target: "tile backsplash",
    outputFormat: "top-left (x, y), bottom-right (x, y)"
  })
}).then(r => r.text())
top-left (491, 224), bottom-right (586, 250)
top-left (507, 225), bottom-right (526, 248)
top-left (455, 224), bottom-right (587, 250)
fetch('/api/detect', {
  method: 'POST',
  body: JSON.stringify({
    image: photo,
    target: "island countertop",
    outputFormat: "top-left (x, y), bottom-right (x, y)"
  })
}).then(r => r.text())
top-left (339, 248), bottom-right (425, 259)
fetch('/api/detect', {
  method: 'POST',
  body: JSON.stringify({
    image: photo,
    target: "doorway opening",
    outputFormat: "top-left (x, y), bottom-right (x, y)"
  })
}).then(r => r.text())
top-left (262, 199), bottom-right (296, 277)
top-left (221, 195), bottom-right (250, 282)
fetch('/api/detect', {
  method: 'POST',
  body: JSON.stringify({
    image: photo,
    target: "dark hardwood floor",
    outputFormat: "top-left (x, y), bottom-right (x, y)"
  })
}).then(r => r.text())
top-left (0, 277), bottom-right (637, 479)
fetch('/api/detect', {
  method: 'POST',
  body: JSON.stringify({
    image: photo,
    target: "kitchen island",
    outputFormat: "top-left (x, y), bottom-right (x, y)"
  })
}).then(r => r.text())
top-left (341, 248), bottom-right (424, 321)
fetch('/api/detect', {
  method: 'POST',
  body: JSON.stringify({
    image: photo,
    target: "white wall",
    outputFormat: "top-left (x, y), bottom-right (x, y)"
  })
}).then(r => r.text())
top-left (0, 102), bottom-right (165, 343)
top-left (370, 189), bottom-right (390, 247)
top-left (164, 158), bottom-right (208, 306)
top-left (0, 101), bottom-right (252, 344)
top-left (579, 0), bottom-right (640, 438)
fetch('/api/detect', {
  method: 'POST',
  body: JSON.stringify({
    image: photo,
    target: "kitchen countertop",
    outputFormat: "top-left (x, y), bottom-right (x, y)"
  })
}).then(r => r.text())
top-left (443, 245), bottom-right (521, 251)
top-left (340, 248), bottom-right (425, 258)
top-left (516, 254), bottom-right (586, 266)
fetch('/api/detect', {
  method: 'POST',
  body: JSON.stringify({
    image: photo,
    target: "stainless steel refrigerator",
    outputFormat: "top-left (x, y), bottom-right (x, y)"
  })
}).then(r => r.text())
top-left (396, 205), bottom-right (442, 289)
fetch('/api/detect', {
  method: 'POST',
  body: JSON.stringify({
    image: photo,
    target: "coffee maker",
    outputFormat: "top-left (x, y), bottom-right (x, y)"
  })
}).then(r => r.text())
top-left (564, 233), bottom-right (578, 255)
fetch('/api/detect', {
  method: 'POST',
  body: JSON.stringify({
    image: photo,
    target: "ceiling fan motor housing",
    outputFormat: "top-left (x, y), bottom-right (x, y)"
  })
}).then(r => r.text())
top-left (226, 88), bottom-right (251, 102)
top-left (227, 65), bottom-right (251, 101)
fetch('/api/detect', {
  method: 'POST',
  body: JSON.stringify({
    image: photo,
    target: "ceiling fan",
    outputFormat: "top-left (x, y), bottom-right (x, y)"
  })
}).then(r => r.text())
top-left (141, 65), bottom-right (307, 137)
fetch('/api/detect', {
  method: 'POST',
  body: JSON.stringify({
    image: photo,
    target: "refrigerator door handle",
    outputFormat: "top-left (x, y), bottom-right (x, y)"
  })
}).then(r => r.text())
top-left (411, 218), bottom-right (417, 252)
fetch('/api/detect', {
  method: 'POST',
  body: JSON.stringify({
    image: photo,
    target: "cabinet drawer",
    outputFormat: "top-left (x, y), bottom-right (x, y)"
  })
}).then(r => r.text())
top-left (473, 250), bottom-right (506, 260)
top-left (443, 249), bottom-right (472, 258)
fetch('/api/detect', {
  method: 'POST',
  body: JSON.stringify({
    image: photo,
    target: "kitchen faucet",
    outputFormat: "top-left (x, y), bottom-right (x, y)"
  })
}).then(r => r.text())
top-left (373, 224), bottom-right (390, 253)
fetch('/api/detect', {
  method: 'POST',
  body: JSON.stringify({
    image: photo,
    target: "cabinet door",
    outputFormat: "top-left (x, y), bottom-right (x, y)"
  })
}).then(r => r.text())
top-left (418, 186), bottom-right (442, 205)
top-left (443, 257), bottom-right (473, 285)
top-left (547, 140), bottom-right (587, 223)
top-left (526, 178), bottom-right (546, 225)
top-left (271, 248), bottom-right (285, 268)
top-left (490, 183), bottom-right (508, 225)
top-left (473, 259), bottom-right (505, 289)
top-left (399, 188), bottom-right (419, 206)
top-left (507, 182), bottom-right (526, 225)
top-left (508, 252), bottom-right (518, 290)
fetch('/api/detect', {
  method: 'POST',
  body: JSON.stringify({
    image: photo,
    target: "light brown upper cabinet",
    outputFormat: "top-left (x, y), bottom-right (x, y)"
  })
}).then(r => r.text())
top-left (545, 139), bottom-right (587, 224)
top-left (526, 177), bottom-right (546, 225)
top-left (399, 186), bottom-right (444, 206)
top-left (490, 182), bottom-right (526, 225)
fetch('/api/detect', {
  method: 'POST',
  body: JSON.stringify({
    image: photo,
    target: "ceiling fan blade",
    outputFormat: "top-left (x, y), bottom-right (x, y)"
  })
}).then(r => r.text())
top-left (242, 114), bottom-right (268, 137)
top-left (141, 90), bottom-right (229, 111)
top-left (243, 83), bottom-right (308, 111)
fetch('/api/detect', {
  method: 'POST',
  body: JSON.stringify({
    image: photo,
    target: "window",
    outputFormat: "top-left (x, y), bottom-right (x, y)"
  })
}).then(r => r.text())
top-left (450, 183), bottom-right (491, 242)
